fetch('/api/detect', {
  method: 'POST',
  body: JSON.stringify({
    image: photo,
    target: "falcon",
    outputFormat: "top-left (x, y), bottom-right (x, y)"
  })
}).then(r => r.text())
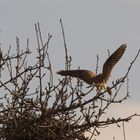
top-left (57, 44), bottom-right (127, 95)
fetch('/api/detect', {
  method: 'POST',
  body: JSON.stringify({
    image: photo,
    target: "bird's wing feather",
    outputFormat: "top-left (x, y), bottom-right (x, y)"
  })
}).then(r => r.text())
top-left (102, 44), bottom-right (127, 82)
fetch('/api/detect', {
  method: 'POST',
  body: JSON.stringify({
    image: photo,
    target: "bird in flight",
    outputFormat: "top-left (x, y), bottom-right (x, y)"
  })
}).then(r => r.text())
top-left (57, 44), bottom-right (127, 95)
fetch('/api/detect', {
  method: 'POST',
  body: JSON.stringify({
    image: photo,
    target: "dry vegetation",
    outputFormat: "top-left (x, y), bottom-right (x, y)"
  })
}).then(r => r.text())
top-left (0, 21), bottom-right (139, 140)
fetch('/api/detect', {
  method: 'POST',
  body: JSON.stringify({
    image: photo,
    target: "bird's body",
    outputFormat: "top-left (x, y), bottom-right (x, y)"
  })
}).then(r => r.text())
top-left (57, 44), bottom-right (127, 95)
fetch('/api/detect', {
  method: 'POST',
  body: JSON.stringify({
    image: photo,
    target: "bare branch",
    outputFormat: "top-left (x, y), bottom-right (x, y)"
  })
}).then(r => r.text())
top-left (0, 23), bottom-right (139, 140)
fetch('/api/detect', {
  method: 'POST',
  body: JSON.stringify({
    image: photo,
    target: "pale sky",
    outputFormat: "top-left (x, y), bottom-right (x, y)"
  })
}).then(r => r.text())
top-left (0, 0), bottom-right (140, 139)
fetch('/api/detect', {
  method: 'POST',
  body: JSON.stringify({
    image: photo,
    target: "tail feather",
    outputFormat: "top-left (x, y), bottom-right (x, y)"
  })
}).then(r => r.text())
top-left (57, 70), bottom-right (96, 85)
top-left (57, 70), bottom-right (80, 78)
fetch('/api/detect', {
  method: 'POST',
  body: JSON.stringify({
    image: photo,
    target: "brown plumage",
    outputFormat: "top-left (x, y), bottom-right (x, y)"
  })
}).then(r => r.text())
top-left (57, 44), bottom-right (127, 95)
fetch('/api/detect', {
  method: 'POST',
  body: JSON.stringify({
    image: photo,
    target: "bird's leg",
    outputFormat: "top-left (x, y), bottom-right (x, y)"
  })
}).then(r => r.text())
top-left (96, 86), bottom-right (102, 94)
top-left (107, 86), bottom-right (112, 96)
top-left (96, 89), bottom-right (102, 94)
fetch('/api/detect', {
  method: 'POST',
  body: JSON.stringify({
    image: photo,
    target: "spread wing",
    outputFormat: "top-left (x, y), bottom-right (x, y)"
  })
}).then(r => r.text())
top-left (57, 70), bottom-right (96, 85)
top-left (102, 44), bottom-right (127, 82)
